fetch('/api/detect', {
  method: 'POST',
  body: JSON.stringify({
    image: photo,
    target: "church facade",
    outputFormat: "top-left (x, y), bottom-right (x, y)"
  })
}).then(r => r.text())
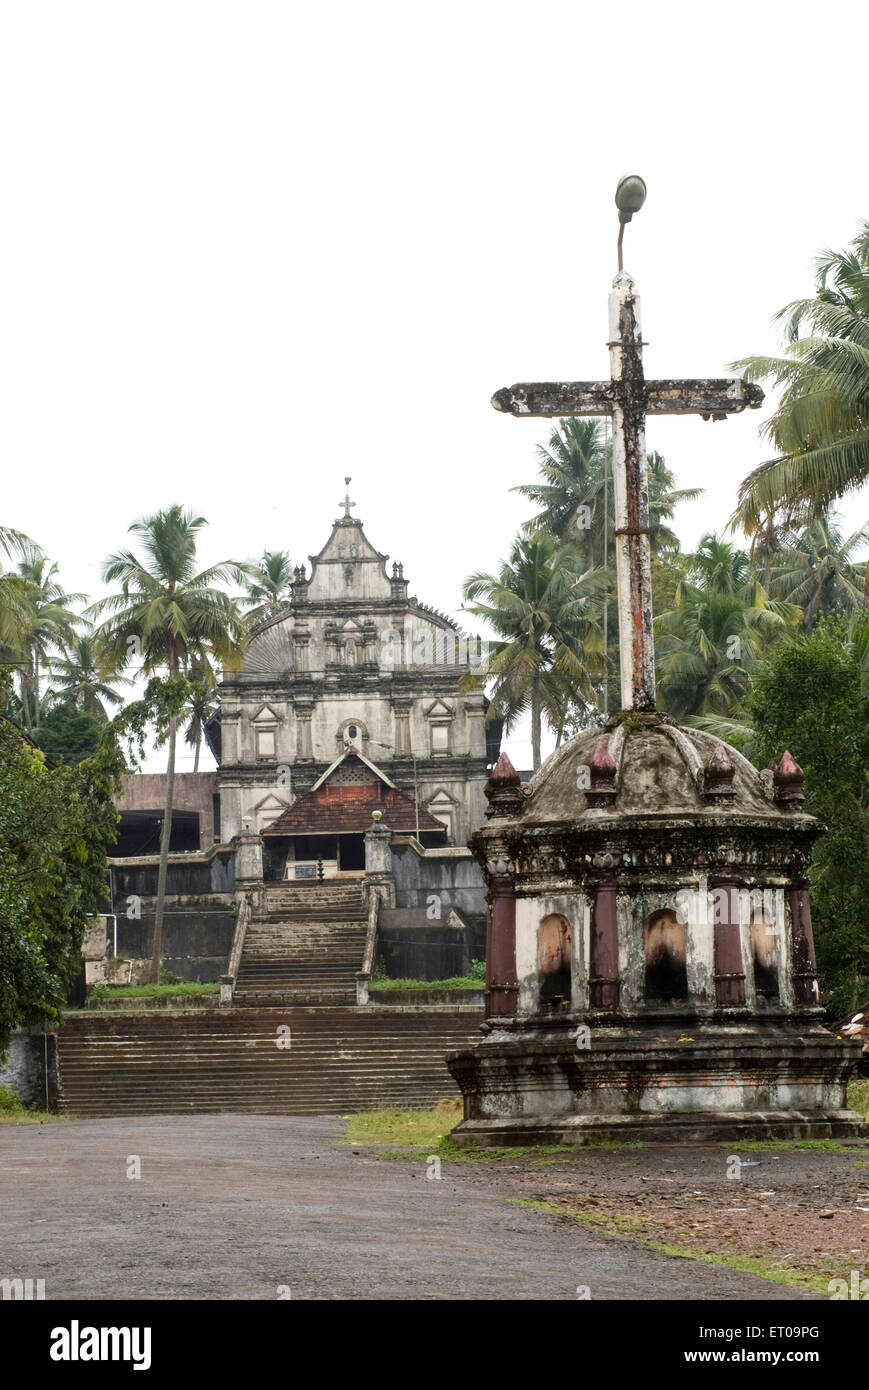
top-left (212, 492), bottom-right (500, 860)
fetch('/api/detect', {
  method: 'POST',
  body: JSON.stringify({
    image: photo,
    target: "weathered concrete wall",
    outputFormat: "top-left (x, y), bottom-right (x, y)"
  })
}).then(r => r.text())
top-left (391, 844), bottom-right (486, 916)
top-left (388, 845), bottom-right (487, 965)
top-left (0, 1027), bottom-right (59, 1109)
top-left (109, 849), bottom-right (235, 902)
top-left (107, 911), bottom-right (235, 982)
top-left (378, 908), bottom-right (474, 979)
top-left (117, 772), bottom-right (219, 845)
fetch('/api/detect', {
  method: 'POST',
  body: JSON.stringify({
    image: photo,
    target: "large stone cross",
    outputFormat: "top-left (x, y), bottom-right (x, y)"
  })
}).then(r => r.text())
top-left (492, 272), bottom-right (764, 711)
top-left (340, 476), bottom-right (356, 519)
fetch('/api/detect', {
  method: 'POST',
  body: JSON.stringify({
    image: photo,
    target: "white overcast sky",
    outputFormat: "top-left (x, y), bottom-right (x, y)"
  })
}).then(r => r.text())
top-left (2, 1), bottom-right (867, 773)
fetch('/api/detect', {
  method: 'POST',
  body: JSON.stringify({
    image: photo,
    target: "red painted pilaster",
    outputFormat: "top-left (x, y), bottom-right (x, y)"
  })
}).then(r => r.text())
top-left (710, 876), bottom-right (746, 1008)
top-left (589, 878), bottom-right (620, 1011)
top-left (486, 872), bottom-right (518, 1018)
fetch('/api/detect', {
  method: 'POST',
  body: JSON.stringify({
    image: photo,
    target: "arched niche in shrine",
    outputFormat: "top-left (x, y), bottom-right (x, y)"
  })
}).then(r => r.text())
top-left (644, 908), bottom-right (688, 1003)
top-left (750, 914), bottom-right (779, 1001)
top-left (537, 913), bottom-right (572, 1011)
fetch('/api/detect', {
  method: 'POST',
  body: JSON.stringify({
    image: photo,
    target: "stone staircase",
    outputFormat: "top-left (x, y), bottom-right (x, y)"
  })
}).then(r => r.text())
top-left (56, 1007), bottom-right (483, 1117)
top-left (234, 880), bottom-right (368, 1006)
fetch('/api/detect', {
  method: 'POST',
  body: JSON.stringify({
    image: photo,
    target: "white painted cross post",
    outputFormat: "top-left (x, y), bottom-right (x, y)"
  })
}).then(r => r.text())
top-left (492, 272), bottom-right (763, 712)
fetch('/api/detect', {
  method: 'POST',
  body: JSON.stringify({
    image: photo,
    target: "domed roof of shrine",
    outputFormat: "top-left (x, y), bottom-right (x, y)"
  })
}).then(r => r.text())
top-left (485, 715), bottom-right (810, 826)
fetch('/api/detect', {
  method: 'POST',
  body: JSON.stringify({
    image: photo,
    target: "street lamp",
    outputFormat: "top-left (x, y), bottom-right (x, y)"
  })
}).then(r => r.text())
top-left (615, 174), bottom-right (646, 271)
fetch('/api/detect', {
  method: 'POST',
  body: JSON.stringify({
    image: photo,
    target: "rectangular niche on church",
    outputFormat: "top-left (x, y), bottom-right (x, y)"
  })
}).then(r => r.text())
top-left (430, 723), bottom-right (450, 755)
top-left (256, 728), bottom-right (276, 760)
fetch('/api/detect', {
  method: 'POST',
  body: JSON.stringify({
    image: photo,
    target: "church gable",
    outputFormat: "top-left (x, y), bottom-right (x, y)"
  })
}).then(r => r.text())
top-left (262, 752), bottom-right (446, 837)
top-left (305, 505), bottom-right (392, 601)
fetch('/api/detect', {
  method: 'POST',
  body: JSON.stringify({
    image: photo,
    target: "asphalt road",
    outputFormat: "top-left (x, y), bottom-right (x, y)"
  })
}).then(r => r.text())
top-left (0, 1115), bottom-right (813, 1300)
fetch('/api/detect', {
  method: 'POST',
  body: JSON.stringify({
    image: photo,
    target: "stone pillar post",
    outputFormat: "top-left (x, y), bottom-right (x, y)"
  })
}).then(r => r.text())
top-left (589, 877), bottom-right (620, 1010)
top-left (296, 708), bottom-right (313, 759)
top-left (364, 812), bottom-right (395, 906)
top-left (234, 829), bottom-right (263, 886)
top-left (788, 880), bottom-right (819, 1005)
top-left (485, 859), bottom-right (518, 1019)
top-left (463, 696), bottom-right (487, 757)
top-left (710, 875), bottom-right (746, 1008)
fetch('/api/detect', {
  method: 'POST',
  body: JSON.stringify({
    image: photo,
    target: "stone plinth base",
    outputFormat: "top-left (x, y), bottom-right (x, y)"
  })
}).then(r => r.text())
top-left (446, 1014), bottom-right (865, 1146)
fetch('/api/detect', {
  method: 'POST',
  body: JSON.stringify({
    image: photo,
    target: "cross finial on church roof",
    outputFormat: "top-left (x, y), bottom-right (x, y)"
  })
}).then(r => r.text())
top-left (340, 477), bottom-right (355, 519)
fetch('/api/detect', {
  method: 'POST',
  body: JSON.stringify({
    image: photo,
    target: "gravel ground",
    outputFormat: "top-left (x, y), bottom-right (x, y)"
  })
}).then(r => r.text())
top-left (471, 1138), bottom-right (869, 1294)
top-left (0, 1114), bottom-right (846, 1300)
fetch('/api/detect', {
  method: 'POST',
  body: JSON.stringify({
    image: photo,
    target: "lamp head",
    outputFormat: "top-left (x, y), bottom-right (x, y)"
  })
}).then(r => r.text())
top-left (615, 174), bottom-right (647, 224)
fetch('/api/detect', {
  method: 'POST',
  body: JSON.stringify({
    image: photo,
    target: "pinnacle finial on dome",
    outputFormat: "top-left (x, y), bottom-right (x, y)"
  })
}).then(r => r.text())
top-left (773, 749), bottom-right (805, 808)
top-left (586, 740), bottom-right (617, 808)
top-left (485, 752), bottom-right (523, 818)
top-left (704, 742), bottom-right (735, 803)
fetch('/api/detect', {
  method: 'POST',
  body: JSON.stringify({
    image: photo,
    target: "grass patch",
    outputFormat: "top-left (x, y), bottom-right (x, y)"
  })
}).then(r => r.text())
top-left (0, 1085), bottom-right (66, 1124)
top-left (643, 1241), bottom-right (830, 1296)
top-left (0, 1109), bottom-right (67, 1124)
top-left (584, 1137), bottom-right (645, 1150)
top-left (507, 1197), bottom-right (829, 1295)
top-left (90, 981), bottom-right (219, 999)
top-left (341, 1106), bottom-right (577, 1163)
top-left (341, 1103), bottom-right (463, 1149)
top-left (847, 1077), bottom-right (869, 1115)
top-left (718, 1138), bottom-right (852, 1152)
top-left (369, 976), bottom-right (483, 991)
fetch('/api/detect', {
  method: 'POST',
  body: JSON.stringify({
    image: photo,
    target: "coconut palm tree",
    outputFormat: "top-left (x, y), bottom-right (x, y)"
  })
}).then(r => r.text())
top-left (655, 535), bottom-right (800, 721)
top-left (515, 421), bottom-right (700, 716)
top-left (516, 420), bottom-right (701, 558)
top-left (515, 419), bottom-right (609, 563)
top-left (241, 549), bottom-right (294, 623)
top-left (733, 220), bottom-right (869, 532)
top-left (768, 515), bottom-right (868, 631)
top-left (463, 533), bottom-right (607, 769)
top-left (49, 632), bottom-right (131, 719)
top-left (89, 505), bottom-right (247, 982)
top-left (10, 555), bottom-right (83, 733)
top-left (182, 658), bottom-right (219, 773)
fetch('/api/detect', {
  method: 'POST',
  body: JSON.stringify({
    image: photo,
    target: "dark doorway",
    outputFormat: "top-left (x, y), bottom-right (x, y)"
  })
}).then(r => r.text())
top-left (114, 810), bottom-right (200, 856)
top-left (337, 835), bottom-right (365, 871)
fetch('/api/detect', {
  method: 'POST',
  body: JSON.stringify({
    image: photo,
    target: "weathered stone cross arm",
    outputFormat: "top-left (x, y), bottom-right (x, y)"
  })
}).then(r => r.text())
top-left (491, 377), bottom-right (764, 419)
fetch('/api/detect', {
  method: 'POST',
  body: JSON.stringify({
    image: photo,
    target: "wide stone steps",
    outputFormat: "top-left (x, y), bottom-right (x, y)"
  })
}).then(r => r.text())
top-left (57, 1008), bottom-right (483, 1116)
top-left (262, 883), bottom-right (366, 914)
top-left (235, 904), bottom-right (369, 1002)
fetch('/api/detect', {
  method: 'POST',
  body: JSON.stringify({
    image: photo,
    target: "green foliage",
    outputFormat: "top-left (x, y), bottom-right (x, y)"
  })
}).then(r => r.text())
top-left (750, 617), bottom-right (869, 1013)
top-left (1, 550), bottom-right (83, 734)
top-left (49, 632), bottom-right (131, 718)
top-left (463, 532), bottom-right (607, 767)
top-left (31, 702), bottom-right (104, 764)
top-left (768, 515), bottom-right (868, 630)
top-left (240, 549), bottom-right (295, 623)
top-left (0, 1084), bottom-right (24, 1112)
top-left (469, 957), bottom-right (486, 982)
top-left (733, 219), bottom-right (869, 530)
top-left (655, 534), bottom-right (800, 720)
top-left (0, 718), bottom-right (124, 1053)
top-left (369, 974), bottom-right (484, 991)
top-left (90, 981), bottom-right (219, 998)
